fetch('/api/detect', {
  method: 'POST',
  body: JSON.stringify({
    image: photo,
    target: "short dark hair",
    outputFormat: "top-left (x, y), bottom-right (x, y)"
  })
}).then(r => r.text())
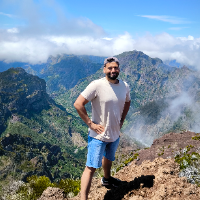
top-left (104, 57), bottom-right (119, 67)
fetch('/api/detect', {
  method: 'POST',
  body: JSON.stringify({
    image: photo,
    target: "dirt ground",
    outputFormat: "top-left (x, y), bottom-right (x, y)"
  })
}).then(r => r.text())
top-left (39, 131), bottom-right (200, 200)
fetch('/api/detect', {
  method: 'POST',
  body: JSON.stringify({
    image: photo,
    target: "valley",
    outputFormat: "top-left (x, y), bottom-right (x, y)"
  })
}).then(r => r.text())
top-left (1, 50), bottom-right (200, 199)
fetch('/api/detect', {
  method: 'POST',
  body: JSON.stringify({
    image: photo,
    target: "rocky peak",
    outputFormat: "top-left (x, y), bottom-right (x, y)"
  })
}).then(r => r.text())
top-left (116, 50), bottom-right (163, 69)
top-left (0, 67), bottom-right (51, 118)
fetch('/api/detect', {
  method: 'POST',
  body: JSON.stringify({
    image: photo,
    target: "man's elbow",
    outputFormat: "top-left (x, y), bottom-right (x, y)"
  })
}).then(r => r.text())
top-left (74, 95), bottom-right (88, 110)
top-left (74, 101), bottom-right (79, 109)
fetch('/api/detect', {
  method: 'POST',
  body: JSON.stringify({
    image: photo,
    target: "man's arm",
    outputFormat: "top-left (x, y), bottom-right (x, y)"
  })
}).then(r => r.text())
top-left (120, 101), bottom-right (131, 129)
top-left (74, 94), bottom-right (104, 134)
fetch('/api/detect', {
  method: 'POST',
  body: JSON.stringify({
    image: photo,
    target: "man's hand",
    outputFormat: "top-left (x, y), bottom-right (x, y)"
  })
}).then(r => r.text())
top-left (74, 95), bottom-right (105, 134)
top-left (89, 122), bottom-right (105, 134)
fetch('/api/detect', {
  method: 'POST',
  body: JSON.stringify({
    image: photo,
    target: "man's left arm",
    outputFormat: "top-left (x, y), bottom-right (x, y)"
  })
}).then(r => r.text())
top-left (120, 101), bottom-right (131, 129)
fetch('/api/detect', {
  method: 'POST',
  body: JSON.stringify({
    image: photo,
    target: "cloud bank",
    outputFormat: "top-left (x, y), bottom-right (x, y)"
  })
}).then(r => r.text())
top-left (1, 30), bottom-right (200, 69)
top-left (0, 0), bottom-right (200, 69)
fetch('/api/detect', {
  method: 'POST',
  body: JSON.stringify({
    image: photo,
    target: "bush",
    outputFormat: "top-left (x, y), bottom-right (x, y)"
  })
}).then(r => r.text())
top-left (174, 146), bottom-right (200, 186)
top-left (17, 175), bottom-right (54, 200)
top-left (56, 178), bottom-right (80, 197)
top-left (15, 175), bottom-right (81, 200)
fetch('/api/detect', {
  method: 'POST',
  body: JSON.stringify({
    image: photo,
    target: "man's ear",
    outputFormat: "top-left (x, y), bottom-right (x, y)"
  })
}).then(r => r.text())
top-left (103, 67), bottom-right (106, 74)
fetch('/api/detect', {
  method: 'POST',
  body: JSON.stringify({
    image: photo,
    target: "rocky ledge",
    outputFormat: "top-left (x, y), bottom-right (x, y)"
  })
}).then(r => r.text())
top-left (38, 131), bottom-right (200, 200)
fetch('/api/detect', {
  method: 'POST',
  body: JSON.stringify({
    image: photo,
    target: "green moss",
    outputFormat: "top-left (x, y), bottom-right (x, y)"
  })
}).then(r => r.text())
top-left (175, 152), bottom-right (200, 170)
top-left (192, 134), bottom-right (200, 141)
top-left (175, 145), bottom-right (199, 170)
top-left (116, 153), bottom-right (139, 173)
top-left (157, 146), bottom-right (164, 156)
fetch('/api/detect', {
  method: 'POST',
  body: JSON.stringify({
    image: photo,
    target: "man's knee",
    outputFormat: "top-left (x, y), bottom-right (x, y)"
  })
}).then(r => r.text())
top-left (85, 166), bottom-right (96, 175)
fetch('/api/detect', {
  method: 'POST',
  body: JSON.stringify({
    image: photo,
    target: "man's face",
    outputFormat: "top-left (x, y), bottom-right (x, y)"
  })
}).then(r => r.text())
top-left (103, 62), bottom-right (120, 80)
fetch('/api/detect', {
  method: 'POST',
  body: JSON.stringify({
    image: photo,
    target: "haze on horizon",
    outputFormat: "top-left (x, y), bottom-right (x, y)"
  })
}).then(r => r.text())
top-left (0, 0), bottom-right (199, 69)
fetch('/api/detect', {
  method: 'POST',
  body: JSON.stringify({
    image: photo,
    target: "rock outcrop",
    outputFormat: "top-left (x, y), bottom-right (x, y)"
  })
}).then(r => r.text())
top-left (37, 187), bottom-right (68, 200)
top-left (38, 131), bottom-right (200, 200)
top-left (69, 158), bottom-right (200, 200)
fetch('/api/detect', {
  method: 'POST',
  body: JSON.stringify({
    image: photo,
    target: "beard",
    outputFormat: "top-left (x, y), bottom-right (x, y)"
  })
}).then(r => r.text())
top-left (106, 72), bottom-right (119, 80)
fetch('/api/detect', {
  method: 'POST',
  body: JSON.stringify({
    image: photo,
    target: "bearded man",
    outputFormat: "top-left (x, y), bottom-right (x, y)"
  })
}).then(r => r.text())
top-left (74, 57), bottom-right (131, 200)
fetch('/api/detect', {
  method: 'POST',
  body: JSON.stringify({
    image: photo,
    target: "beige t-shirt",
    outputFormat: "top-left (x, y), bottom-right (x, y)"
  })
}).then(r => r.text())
top-left (81, 77), bottom-right (131, 142)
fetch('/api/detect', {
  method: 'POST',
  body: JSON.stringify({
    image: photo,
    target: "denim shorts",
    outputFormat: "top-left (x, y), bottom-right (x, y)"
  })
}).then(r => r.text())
top-left (86, 135), bottom-right (120, 169)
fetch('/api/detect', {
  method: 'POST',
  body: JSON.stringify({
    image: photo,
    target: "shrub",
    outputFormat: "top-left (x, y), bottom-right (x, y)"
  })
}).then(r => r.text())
top-left (174, 146), bottom-right (200, 186)
top-left (56, 178), bottom-right (80, 197)
top-left (16, 175), bottom-right (54, 200)
top-left (15, 175), bottom-right (81, 200)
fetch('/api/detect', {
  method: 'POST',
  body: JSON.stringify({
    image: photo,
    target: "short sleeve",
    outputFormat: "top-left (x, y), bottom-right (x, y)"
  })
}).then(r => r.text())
top-left (125, 82), bottom-right (131, 102)
top-left (81, 81), bottom-right (97, 101)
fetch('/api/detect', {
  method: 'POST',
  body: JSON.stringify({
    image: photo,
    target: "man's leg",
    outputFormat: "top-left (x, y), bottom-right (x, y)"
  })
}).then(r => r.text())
top-left (102, 156), bottom-right (112, 179)
top-left (81, 166), bottom-right (96, 200)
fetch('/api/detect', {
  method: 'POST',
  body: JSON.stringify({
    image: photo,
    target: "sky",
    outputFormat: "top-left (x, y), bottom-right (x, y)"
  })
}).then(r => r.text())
top-left (0, 0), bottom-right (200, 68)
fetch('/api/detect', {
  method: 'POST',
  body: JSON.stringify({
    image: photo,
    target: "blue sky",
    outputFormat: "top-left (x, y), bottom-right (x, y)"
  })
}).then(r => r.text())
top-left (0, 0), bottom-right (200, 68)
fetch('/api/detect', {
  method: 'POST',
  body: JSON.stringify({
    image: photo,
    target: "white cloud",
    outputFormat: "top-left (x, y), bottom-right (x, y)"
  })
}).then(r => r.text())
top-left (138, 15), bottom-right (191, 24)
top-left (7, 27), bottom-right (19, 33)
top-left (169, 27), bottom-right (189, 31)
top-left (1, 30), bottom-right (200, 69)
top-left (0, 11), bottom-right (15, 18)
top-left (102, 37), bottom-right (113, 41)
top-left (0, 1), bottom-right (200, 69)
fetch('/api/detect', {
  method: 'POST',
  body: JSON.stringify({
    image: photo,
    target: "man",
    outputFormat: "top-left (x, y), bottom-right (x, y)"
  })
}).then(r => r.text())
top-left (74, 57), bottom-right (131, 200)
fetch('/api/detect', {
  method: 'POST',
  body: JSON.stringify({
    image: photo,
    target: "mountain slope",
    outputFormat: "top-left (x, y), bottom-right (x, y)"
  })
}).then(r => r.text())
top-left (0, 54), bottom-right (106, 96)
top-left (0, 67), bottom-right (138, 198)
top-left (54, 50), bottom-right (200, 146)
top-left (0, 67), bottom-right (89, 184)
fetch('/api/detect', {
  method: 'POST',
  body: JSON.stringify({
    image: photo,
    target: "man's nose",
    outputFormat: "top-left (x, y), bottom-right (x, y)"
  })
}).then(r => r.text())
top-left (111, 68), bottom-right (116, 72)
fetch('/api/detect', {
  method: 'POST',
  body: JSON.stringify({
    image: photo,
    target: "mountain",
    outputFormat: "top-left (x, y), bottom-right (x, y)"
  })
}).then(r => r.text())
top-left (0, 54), bottom-right (106, 96)
top-left (0, 67), bottom-right (90, 186)
top-left (0, 67), bottom-right (138, 198)
top-left (55, 50), bottom-right (174, 115)
top-left (54, 50), bottom-right (200, 146)
top-left (2, 50), bottom-right (200, 198)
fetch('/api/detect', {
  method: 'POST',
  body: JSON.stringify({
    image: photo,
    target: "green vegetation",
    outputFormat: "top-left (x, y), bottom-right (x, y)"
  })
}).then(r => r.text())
top-left (158, 146), bottom-right (165, 156)
top-left (114, 153), bottom-right (139, 173)
top-left (6, 175), bottom-right (81, 200)
top-left (175, 145), bottom-right (200, 186)
top-left (192, 134), bottom-right (200, 141)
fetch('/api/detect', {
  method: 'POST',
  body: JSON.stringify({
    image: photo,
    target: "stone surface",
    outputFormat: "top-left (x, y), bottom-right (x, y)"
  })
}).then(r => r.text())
top-left (37, 187), bottom-right (68, 200)
top-left (69, 131), bottom-right (200, 200)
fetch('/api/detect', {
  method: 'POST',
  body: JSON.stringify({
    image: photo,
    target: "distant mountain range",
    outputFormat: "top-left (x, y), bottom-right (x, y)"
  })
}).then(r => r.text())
top-left (53, 51), bottom-right (200, 145)
top-left (1, 50), bottom-right (200, 145)
top-left (1, 50), bottom-right (200, 196)
top-left (0, 55), bottom-right (106, 95)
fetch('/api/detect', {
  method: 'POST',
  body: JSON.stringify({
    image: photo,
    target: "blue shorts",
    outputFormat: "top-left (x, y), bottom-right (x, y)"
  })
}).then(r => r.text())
top-left (86, 135), bottom-right (120, 169)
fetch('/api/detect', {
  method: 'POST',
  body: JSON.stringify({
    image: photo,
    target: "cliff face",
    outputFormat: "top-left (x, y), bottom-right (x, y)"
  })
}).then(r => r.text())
top-left (0, 67), bottom-right (51, 117)
top-left (0, 67), bottom-right (90, 185)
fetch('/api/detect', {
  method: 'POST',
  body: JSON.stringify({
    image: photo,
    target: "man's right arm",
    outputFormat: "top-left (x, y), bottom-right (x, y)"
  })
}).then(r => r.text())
top-left (74, 94), bottom-right (104, 134)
